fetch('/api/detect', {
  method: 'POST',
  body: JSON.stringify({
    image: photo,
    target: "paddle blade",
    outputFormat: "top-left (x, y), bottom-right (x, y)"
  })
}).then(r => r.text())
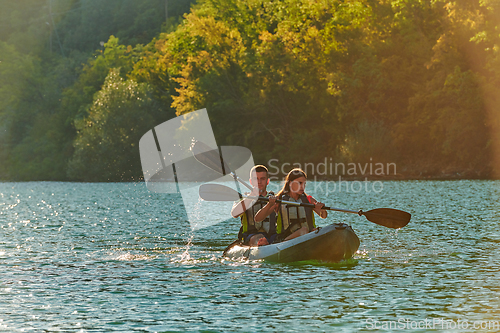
top-left (362, 208), bottom-right (411, 229)
top-left (199, 184), bottom-right (242, 201)
top-left (191, 141), bottom-right (228, 175)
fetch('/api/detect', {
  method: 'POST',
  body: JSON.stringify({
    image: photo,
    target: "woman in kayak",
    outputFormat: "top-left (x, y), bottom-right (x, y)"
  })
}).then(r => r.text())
top-left (255, 168), bottom-right (327, 242)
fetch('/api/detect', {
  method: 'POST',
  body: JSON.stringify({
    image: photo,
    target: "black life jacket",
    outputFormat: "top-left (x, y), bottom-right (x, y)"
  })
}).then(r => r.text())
top-left (238, 192), bottom-right (277, 237)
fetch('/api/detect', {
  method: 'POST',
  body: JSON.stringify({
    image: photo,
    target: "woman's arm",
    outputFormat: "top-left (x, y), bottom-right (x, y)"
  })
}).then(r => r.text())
top-left (309, 196), bottom-right (327, 218)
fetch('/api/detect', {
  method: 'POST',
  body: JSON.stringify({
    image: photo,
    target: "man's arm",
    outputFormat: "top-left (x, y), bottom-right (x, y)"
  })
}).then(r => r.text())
top-left (231, 197), bottom-right (255, 218)
top-left (230, 187), bottom-right (260, 218)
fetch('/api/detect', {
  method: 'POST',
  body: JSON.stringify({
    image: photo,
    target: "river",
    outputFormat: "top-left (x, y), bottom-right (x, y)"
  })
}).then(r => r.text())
top-left (0, 180), bottom-right (499, 332)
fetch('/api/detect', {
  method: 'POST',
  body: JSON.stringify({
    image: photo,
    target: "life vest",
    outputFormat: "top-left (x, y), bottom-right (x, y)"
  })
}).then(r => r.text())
top-left (239, 192), bottom-right (277, 236)
top-left (276, 193), bottom-right (315, 237)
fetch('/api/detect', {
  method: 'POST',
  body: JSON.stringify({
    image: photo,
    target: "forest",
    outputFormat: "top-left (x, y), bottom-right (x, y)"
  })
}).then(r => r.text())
top-left (1, 0), bottom-right (499, 181)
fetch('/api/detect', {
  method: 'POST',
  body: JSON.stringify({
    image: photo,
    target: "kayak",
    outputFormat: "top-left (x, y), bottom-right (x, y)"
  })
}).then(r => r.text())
top-left (223, 223), bottom-right (360, 263)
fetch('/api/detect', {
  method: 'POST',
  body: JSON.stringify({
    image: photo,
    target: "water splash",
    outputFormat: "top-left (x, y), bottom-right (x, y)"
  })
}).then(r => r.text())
top-left (170, 234), bottom-right (194, 263)
top-left (179, 235), bottom-right (193, 261)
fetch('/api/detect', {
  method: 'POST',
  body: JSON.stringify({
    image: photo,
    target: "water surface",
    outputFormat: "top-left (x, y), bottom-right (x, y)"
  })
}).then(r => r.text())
top-left (1, 180), bottom-right (499, 332)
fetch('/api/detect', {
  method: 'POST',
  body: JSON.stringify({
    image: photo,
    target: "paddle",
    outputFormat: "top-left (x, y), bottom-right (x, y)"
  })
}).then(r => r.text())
top-left (191, 141), bottom-right (253, 191)
top-left (199, 183), bottom-right (411, 229)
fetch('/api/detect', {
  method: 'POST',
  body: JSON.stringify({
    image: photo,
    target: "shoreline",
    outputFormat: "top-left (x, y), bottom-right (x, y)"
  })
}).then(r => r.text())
top-left (269, 172), bottom-right (496, 182)
top-left (0, 174), bottom-right (497, 183)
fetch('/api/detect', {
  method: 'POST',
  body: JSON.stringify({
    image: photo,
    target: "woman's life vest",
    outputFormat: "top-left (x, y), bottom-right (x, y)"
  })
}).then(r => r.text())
top-left (276, 193), bottom-right (316, 237)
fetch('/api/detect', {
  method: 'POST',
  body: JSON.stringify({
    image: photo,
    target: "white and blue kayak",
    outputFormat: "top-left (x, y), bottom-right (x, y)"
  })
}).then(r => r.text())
top-left (223, 223), bottom-right (360, 263)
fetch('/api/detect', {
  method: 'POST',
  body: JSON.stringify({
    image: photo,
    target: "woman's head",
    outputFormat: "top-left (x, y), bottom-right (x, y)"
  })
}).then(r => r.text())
top-left (277, 168), bottom-right (307, 197)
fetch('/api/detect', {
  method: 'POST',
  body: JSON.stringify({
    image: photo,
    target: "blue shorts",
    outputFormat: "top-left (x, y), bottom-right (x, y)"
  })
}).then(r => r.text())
top-left (243, 232), bottom-right (277, 245)
top-left (267, 233), bottom-right (277, 244)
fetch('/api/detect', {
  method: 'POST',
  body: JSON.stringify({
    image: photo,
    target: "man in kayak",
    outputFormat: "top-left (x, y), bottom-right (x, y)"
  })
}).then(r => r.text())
top-left (231, 165), bottom-right (277, 246)
top-left (255, 168), bottom-right (326, 242)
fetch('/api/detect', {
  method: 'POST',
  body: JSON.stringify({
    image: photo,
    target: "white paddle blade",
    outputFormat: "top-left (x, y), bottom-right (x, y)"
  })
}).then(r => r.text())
top-left (199, 184), bottom-right (259, 216)
top-left (199, 184), bottom-right (241, 201)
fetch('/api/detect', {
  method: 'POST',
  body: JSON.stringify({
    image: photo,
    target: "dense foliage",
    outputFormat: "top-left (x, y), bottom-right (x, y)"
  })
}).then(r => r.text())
top-left (1, 0), bottom-right (499, 181)
top-left (0, 0), bottom-right (192, 180)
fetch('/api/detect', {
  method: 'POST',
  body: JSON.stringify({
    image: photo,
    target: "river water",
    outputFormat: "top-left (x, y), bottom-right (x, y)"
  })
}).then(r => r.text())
top-left (0, 180), bottom-right (499, 332)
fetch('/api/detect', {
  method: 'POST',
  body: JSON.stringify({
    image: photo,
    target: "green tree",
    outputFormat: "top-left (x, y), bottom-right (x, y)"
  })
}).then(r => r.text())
top-left (68, 69), bottom-right (163, 181)
top-left (1, 0), bottom-right (194, 181)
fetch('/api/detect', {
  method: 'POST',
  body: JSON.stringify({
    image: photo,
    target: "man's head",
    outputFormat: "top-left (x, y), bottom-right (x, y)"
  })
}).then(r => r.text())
top-left (249, 165), bottom-right (269, 192)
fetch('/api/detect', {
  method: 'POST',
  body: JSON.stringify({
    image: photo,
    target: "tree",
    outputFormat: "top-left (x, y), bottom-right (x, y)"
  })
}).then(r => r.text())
top-left (68, 69), bottom-right (163, 181)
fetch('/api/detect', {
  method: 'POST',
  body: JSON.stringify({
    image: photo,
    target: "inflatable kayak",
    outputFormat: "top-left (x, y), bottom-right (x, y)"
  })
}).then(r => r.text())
top-left (223, 223), bottom-right (360, 263)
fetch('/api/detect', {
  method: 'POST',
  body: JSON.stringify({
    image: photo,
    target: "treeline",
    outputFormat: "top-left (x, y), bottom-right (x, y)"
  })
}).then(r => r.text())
top-left (1, 0), bottom-right (499, 181)
top-left (0, 0), bottom-right (194, 180)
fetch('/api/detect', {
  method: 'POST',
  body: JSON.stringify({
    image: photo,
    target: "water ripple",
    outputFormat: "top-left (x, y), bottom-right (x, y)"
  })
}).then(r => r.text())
top-left (0, 181), bottom-right (499, 331)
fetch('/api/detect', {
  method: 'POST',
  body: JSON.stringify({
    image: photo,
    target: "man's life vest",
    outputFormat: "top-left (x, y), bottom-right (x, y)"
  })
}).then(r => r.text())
top-left (276, 193), bottom-right (316, 238)
top-left (238, 192), bottom-right (277, 238)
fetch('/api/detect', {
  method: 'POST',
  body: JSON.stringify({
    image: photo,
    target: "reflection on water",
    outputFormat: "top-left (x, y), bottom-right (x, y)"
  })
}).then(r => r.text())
top-left (0, 180), bottom-right (499, 331)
